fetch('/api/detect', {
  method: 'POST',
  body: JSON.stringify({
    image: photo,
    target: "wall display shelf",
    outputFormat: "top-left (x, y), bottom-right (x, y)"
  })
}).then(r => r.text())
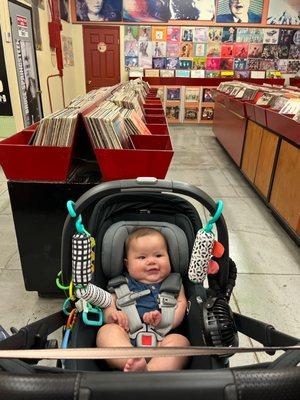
top-left (213, 92), bottom-right (300, 243)
top-left (138, 78), bottom-right (284, 125)
top-left (150, 84), bottom-right (216, 124)
top-left (140, 77), bottom-right (285, 87)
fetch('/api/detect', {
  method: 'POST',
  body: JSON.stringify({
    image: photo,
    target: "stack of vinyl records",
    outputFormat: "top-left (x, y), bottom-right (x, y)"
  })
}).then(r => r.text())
top-left (84, 101), bottom-right (133, 149)
top-left (110, 89), bottom-right (145, 120)
top-left (84, 100), bottom-right (152, 149)
top-left (32, 108), bottom-right (79, 147)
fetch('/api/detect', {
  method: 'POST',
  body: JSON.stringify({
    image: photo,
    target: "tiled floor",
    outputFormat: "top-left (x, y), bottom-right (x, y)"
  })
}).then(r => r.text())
top-left (0, 125), bottom-right (299, 368)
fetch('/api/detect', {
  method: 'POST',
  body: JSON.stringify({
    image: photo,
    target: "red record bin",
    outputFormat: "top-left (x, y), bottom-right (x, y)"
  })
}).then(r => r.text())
top-left (0, 127), bottom-right (75, 182)
top-left (145, 115), bottom-right (166, 124)
top-left (147, 124), bottom-right (169, 135)
top-left (93, 135), bottom-right (173, 181)
top-left (266, 109), bottom-right (300, 146)
top-left (144, 99), bottom-right (162, 106)
top-left (144, 107), bottom-right (164, 115)
top-left (254, 105), bottom-right (267, 126)
top-left (245, 102), bottom-right (255, 121)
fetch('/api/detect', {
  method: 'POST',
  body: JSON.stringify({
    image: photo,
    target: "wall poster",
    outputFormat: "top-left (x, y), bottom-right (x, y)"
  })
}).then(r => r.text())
top-left (267, 0), bottom-right (300, 25)
top-left (216, 0), bottom-right (263, 23)
top-left (170, 0), bottom-right (215, 21)
top-left (0, 27), bottom-right (13, 116)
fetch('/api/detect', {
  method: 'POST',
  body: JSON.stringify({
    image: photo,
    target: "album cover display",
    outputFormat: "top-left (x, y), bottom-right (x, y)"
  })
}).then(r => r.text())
top-left (185, 88), bottom-right (200, 102)
top-left (124, 24), bottom-right (298, 76)
top-left (184, 107), bottom-right (198, 121)
top-left (166, 105), bottom-right (180, 120)
top-left (167, 87), bottom-right (181, 100)
top-left (201, 107), bottom-right (214, 120)
top-left (202, 89), bottom-right (214, 102)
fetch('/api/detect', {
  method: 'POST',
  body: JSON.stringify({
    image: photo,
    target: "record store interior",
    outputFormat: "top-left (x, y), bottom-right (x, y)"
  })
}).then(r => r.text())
top-left (0, 0), bottom-right (299, 380)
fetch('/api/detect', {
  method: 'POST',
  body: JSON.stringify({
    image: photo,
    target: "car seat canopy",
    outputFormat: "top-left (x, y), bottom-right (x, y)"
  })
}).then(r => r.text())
top-left (101, 220), bottom-right (190, 279)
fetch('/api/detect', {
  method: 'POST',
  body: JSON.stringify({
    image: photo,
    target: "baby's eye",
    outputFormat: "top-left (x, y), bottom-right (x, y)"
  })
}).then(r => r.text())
top-left (138, 256), bottom-right (145, 260)
top-left (156, 254), bottom-right (162, 258)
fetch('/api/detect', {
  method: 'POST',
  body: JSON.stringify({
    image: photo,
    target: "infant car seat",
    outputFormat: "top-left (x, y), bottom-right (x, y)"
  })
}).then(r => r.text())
top-left (61, 178), bottom-right (237, 371)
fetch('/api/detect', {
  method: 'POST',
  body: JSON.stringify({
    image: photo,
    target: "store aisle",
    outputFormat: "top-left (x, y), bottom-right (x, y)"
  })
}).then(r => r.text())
top-left (0, 125), bottom-right (299, 368)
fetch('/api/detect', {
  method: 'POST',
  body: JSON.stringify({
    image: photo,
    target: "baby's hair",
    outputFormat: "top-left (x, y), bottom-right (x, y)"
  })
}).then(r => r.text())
top-left (125, 227), bottom-right (167, 256)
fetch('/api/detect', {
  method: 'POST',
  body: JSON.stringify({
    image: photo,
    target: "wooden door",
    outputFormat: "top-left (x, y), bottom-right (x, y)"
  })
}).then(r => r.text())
top-left (83, 26), bottom-right (120, 91)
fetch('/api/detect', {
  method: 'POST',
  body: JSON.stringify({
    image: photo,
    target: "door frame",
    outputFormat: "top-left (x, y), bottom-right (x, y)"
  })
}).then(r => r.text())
top-left (83, 25), bottom-right (120, 92)
top-left (8, 0), bottom-right (44, 123)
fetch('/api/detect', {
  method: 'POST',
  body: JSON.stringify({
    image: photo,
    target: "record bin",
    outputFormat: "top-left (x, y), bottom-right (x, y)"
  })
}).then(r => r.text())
top-left (0, 123), bottom-right (77, 182)
top-left (92, 134), bottom-right (173, 181)
top-left (254, 105), bottom-right (267, 126)
top-left (266, 109), bottom-right (300, 145)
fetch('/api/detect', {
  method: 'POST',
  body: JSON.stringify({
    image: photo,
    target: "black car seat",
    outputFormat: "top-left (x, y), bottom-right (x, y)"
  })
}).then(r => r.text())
top-left (64, 191), bottom-right (231, 371)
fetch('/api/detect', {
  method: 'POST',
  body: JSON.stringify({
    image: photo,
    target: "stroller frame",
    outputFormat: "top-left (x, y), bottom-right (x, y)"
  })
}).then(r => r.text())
top-left (0, 178), bottom-right (299, 399)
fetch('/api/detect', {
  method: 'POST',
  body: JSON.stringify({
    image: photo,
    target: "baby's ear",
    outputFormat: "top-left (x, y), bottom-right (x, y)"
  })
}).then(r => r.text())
top-left (124, 258), bottom-right (128, 267)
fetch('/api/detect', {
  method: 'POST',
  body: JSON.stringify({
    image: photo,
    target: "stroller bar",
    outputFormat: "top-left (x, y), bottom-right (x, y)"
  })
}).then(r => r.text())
top-left (0, 346), bottom-right (299, 360)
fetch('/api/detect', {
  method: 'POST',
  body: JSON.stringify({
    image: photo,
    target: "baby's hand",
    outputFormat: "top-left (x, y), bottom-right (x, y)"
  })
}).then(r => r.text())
top-left (143, 310), bottom-right (162, 327)
top-left (105, 309), bottom-right (129, 331)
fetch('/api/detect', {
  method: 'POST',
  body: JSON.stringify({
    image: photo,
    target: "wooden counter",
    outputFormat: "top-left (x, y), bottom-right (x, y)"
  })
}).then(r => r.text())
top-left (213, 95), bottom-right (247, 166)
top-left (213, 93), bottom-right (299, 243)
top-left (270, 141), bottom-right (300, 235)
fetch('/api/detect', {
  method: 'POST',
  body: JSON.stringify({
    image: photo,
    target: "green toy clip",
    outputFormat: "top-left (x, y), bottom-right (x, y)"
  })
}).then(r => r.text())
top-left (82, 304), bottom-right (103, 327)
top-left (204, 200), bottom-right (224, 233)
top-left (56, 271), bottom-right (70, 290)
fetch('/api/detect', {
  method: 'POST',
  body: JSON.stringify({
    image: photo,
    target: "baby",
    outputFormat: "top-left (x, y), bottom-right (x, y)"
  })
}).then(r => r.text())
top-left (96, 227), bottom-right (190, 372)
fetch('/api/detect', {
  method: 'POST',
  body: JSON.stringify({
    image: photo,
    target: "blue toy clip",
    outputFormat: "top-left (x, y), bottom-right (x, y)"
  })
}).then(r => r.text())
top-left (67, 200), bottom-right (77, 218)
top-left (67, 200), bottom-right (90, 236)
top-left (204, 200), bottom-right (224, 233)
top-left (82, 304), bottom-right (104, 327)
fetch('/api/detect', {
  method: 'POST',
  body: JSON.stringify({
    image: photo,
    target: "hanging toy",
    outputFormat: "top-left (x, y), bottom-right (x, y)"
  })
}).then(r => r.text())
top-left (72, 233), bottom-right (93, 286)
top-left (76, 283), bottom-right (112, 309)
top-left (67, 201), bottom-right (112, 325)
top-left (188, 200), bottom-right (225, 284)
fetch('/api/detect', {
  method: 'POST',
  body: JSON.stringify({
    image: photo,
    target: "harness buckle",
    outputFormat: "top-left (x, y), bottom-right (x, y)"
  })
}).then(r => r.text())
top-left (158, 293), bottom-right (178, 308)
top-left (117, 289), bottom-right (151, 308)
top-left (131, 324), bottom-right (163, 347)
top-left (136, 331), bottom-right (157, 347)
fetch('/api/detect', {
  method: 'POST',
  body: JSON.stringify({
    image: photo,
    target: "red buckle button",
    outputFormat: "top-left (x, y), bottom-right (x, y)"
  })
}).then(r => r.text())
top-left (141, 335), bottom-right (152, 346)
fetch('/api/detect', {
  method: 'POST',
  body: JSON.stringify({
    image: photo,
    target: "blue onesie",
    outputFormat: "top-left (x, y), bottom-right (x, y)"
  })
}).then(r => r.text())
top-left (125, 274), bottom-right (161, 319)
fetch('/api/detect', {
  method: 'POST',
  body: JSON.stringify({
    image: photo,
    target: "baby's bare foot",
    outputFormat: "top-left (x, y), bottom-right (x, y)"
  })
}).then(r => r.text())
top-left (124, 358), bottom-right (148, 372)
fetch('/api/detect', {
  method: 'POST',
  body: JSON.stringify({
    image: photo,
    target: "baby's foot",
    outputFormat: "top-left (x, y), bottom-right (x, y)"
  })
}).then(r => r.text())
top-left (124, 358), bottom-right (148, 372)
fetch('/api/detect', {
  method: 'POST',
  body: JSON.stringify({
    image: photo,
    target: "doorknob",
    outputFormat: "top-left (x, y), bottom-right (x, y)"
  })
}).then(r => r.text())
top-left (88, 80), bottom-right (92, 84)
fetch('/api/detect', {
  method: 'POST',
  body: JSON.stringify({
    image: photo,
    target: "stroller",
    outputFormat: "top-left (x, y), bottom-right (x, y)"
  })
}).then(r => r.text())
top-left (0, 178), bottom-right (299, 399)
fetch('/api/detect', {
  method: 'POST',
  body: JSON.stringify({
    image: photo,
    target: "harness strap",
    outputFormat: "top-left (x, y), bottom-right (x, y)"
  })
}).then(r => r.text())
top-left (155, 274), bottom-right (182, 337)
top-left (111, 274), bottom-right (181, 342)
top-left (114, 282), bottom-right (149, 335)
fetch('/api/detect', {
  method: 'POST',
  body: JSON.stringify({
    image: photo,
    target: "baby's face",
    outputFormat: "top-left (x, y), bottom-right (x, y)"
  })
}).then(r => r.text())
top-left (125, 234), bottom-right (171, 284)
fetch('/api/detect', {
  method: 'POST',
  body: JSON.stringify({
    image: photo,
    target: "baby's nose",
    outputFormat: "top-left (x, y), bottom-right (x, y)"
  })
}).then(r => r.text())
top-left (147, 257), bottom-right (156, 264)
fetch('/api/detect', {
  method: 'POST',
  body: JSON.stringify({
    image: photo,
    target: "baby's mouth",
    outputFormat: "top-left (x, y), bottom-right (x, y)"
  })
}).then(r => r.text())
top-left (147, 268), bottom-right (159, 274)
